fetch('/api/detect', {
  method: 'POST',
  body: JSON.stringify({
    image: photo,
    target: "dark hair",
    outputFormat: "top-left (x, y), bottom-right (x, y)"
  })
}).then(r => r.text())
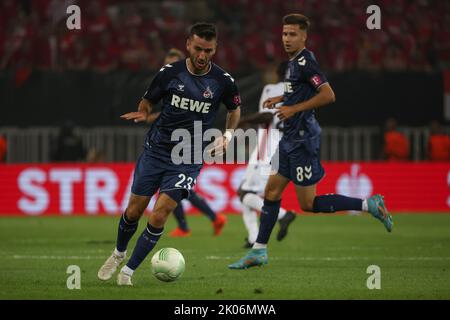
top-left (276, 61), bottom-right (289, 82)
top-left (189, 22), bottom-right (217, 40)
top-left (282, 14), bottom-right (310, 30)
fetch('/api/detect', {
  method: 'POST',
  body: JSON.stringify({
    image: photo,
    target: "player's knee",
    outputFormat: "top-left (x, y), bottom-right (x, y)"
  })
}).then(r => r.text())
top-left (125, 206), bottom-right (144, 221)
top-left (238, 189), bottom-right (249, 202)
top-left (300, 199), bottom-right (315, 213)
top-left (264, 187), bottom-right (282, 201)
top-left (149, 208), bottom-right (171, 227)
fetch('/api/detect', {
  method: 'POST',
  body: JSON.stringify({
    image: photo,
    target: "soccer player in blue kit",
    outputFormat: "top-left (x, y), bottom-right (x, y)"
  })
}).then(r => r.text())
top-left (97, 23), bottom-right (241, 285)
top-left (229, 14), bottom-right (393, 270)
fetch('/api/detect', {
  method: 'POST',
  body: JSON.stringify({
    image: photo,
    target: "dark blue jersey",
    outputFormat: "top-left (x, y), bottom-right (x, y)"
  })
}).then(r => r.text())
top-left (142, 59), bottom-right (241, 158)
top-left (282, 48), bottom-right (328, 144)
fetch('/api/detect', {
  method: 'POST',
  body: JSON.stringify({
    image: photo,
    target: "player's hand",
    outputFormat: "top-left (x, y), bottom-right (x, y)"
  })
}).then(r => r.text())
top-left (120, 111), bottom-right (148, 123)
top-left (275, 106), bottom-right (296, 121)
top-left (208, 135), bottom-right (229, 157)
top-left (263, 96), bottom-right (283, 109)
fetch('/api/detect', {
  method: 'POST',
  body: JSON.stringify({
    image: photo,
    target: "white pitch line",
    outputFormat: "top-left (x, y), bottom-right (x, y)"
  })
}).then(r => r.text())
top-left (8, 255), bottom-right (450, 261)
top-left (12, 255), bottom-right (105, 260)
top-left (206, 256), bottom-right (450, 261)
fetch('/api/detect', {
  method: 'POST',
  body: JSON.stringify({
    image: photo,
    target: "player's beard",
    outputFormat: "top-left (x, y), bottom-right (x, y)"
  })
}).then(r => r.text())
top-left (192, 56), bottom-right (209, 73)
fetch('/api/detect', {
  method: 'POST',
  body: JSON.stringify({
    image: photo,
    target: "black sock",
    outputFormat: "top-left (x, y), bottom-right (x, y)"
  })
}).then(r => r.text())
top-left (126, 223), bottom-right (163, 271)
top-left (189, 192), bottom-right (216, 221)
top-left (173, 205), bottom-right (189, 231)
top-left (255, 199), bottom-right (281, 244)
top-left (116, 211), bottom-right (138, 252)
top-left (312, 194), bottom-right (363, 213)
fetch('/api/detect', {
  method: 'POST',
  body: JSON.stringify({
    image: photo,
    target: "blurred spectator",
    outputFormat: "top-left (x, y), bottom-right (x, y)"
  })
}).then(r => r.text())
top-left (164, 48), bottom-right (185, 65)
top-left (427, 121), bottom-right (450, 161)
top-left (91, 32), bottom-right (119, 73)
top-left (120, 27), bottom-right (150, 71)
top-left (0, 0), bottom-right (449, 74)
top-left (65, 38), bottom-right (90, 70)
top-left (51, 122), bottom-right (86, 162)
top-left (0, 134), bottom-right (7, 162)
top-left (382, 117), bottom-right (410, 161)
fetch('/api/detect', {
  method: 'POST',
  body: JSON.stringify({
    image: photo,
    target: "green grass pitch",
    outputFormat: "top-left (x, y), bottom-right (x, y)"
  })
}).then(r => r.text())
top-left (0, 213), bottom-right (449, 299)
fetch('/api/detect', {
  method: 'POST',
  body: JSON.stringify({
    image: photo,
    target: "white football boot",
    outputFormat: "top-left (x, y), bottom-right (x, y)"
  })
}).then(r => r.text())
top-left (97, 250), bottom-right (126, 281)
top-left (117, 271), bottom-right (133, 286)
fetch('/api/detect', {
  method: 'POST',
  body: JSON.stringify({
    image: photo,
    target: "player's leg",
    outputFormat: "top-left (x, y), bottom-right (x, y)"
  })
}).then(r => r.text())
top-left (294, 174), bottom-right (393, 232)
top-left (169, 203), bottom-right (192, 237)
top-left (228, 173), bottom-right (290, 269)
top-left (118, 191), bottom-right (180, 285)
top-left (98, 150), bottom-right (160, 281)
top-left (189, 191), bottom-right (226, 236)
top-left (97, 193), bottom-right (149, 281)
top-left (241, 205), bottom-right (258, 247)
top-left (237, 186), bottom-right (259, 247)
top-left (254, 173), bottom-right (290, 247)
top-left (241, 192), bottom-right (296, 241)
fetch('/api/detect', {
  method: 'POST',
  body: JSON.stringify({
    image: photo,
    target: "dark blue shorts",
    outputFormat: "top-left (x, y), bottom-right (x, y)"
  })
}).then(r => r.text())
top-left (272, 135), bottom-right (325, 186)
top-left (131, 146), bottom-right (202, 199)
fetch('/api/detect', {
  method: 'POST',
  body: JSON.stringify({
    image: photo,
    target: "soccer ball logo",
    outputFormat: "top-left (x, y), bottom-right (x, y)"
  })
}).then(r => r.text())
top-left (151, 248), bottom-right (185, 282)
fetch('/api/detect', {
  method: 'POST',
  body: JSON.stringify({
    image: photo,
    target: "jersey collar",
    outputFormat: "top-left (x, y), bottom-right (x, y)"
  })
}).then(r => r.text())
top-left (289, 47), bottom-right (306, 61)
top-left (185, 59), bottom-right (212, 76)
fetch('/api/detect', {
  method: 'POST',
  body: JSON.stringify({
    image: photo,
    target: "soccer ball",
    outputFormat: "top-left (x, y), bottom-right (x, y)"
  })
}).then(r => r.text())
top-left (151, 248), bottom-right (185, 282)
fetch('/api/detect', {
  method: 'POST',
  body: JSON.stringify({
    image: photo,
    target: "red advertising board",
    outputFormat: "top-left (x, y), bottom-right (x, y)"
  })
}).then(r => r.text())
top-left (0, 162), bottom-right (448, 215)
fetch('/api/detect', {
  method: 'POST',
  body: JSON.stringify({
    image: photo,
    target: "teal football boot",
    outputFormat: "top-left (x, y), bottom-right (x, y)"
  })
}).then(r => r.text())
top-left (367, 194), bottom-right (393, 232)
top-left (228, 248), bottom-right (268, 269)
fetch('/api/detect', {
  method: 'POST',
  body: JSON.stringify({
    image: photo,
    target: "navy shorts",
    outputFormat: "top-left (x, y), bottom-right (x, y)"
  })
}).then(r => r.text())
top-left (272, 135), bottom-right (325, 186)
top-left (131, 146), bottom-right (201, 199)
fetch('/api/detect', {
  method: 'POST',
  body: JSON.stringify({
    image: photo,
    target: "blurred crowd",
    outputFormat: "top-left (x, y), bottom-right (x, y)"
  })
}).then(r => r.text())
top-left (382, 118), bottom-right (449, 161)
top-left (0, 0), bottom-right (449, 76)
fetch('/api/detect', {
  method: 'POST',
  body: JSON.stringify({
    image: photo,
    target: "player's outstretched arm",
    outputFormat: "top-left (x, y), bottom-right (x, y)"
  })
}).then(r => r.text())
top-left (146, 111), bottom-right (161, 124)
top-left (275, 84), bottom-right (335, 121)
top-left (120, 98), bottom-right (153, 123)
top-left (263, 95), bottom-right (284, 109)
top-left (211, 107), bottom-right (241, 156)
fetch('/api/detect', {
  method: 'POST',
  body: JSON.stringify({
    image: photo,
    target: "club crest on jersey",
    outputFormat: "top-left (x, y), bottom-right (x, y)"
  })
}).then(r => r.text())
top-left (203, 86), bottom-right (214, 99)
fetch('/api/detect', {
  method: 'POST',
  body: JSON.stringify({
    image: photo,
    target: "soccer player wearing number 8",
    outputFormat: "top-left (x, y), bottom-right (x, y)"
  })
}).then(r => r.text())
top-left (97, 23), bottom-right (241, 285)
top-left (229, 14), bottom-right (394, 270)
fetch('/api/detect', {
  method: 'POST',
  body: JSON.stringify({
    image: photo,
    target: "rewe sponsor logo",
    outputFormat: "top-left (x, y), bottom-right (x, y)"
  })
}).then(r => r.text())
top-left (171, 94), bottom-right (211, 113)
top-left (284, 82), bottom-right (293, 93)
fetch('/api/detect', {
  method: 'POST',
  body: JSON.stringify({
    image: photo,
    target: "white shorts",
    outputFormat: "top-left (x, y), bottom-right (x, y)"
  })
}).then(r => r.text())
top-left (239, 162), bottom-right (272, 195)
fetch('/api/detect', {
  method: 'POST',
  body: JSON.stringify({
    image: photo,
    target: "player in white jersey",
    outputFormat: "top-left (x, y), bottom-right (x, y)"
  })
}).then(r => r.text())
top-left (238, 62), bottom-right (296, 248)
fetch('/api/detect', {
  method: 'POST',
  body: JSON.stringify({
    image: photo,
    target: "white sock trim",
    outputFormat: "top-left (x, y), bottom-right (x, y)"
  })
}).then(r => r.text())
top-left (121, 265), bottom-right (134, 276)
top-left (362, 199), bottom-right (368, 212)
top-left (277, 208), bottom-right (287, 220)
top-left (146, 227), bottom-right (163, 236)
top-left (114, 248), bottom-right (126, 257)
top-left (253, 242), bottom-right (267, 249)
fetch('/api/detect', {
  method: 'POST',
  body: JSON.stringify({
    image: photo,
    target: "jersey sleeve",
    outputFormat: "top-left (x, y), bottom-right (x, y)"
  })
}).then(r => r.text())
top-left (142, 65), bottom-right (171, 103)
top-left (221, 74), bottom-right (241, 111)
top-left (299, 57), bottom-right (328, 91)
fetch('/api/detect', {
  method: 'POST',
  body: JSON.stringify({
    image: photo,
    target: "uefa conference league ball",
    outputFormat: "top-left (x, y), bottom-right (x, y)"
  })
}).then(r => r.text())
top-left (151, 248), bottom-right (185, 282)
